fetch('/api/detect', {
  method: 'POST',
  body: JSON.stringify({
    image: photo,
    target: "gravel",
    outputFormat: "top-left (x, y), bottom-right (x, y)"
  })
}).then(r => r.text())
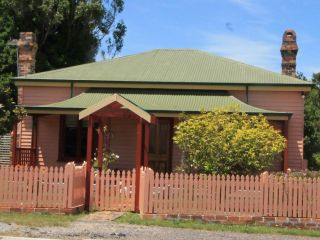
top-left (0, 220), bottom-right (317, 240)
top-left (0, 222), bottom-right (15, 233)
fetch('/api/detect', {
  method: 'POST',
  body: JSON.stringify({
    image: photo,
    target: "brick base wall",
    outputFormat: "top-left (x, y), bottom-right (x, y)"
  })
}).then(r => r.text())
top-left (0, 206), bottom-right (84, 215)
top-left (141, 214), bottom-right (320, 229)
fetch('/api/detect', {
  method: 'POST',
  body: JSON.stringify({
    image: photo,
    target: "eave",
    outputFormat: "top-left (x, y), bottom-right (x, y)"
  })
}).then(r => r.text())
top-left (14, 79), bottom-right (312, 92)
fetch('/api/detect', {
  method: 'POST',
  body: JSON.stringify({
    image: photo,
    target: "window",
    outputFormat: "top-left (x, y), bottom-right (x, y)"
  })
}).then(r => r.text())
top-left (60, 115), bottom-right (87, 162)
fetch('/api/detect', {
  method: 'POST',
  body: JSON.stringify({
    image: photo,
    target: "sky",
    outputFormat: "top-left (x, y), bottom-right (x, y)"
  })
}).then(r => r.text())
top-left (99, 0), bottom-right (320, 79)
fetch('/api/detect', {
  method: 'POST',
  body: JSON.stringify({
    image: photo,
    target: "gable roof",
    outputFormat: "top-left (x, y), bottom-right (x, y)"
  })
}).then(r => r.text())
top-left (15, 49), bottom-right (311, 87)
top-left (78, 94), bottom-right (153, 123)
top-left (24, 89), bottom-right (291, 119)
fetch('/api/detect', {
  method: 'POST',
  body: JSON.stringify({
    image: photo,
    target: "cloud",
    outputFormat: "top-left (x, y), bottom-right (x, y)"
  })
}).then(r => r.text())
top-left (229, 0), bottom-right (266, 15)
top-left (203, 33), bottom-right (280, 72)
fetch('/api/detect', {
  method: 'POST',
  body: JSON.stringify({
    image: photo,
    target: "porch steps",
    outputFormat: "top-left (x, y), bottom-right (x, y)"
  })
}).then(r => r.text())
top-left (0, 134), bottom-right (11, 165)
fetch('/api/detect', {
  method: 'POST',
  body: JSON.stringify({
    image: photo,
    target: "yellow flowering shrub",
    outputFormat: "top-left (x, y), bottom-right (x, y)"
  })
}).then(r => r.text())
top-left (173, 107), bottom-right (286, 175)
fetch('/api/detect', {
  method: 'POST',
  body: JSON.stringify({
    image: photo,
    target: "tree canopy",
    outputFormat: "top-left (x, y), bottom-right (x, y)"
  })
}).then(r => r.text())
top-left (0, 0), bottom-right (126, 135)
top-left (173, 108), bottom-right (286, 175)
top-left (0, 75), bottom-right (26, 136)
top-left (1, 0), bottom-right (126, 71)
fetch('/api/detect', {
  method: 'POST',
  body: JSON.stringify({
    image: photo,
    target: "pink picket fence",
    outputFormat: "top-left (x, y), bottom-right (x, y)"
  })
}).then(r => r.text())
top-left (0, 163), bottom-right (86, 212)
top-left (90, 169), bottom-right (136, 211)
top-left (139, 168), bottom-right (320, 218)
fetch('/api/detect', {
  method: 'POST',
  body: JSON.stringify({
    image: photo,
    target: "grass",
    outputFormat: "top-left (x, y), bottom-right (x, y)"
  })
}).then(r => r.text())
top-left (115, 212), bottom-right (320, 238)
top-left (0, 212), bottom-right (85, 227)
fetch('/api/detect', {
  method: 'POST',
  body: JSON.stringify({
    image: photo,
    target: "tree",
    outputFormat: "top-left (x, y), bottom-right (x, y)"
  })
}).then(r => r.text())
top-left (0, 75), bottom-right (26, 136)
top-left (0, 0), bottom-right (126, 135)
top-left (173, 108), bottom-right (286, 175)
top-left (0, 4), bottom-right (22, 135)
top-left (304, 73), bottom-right (320, 169)
top-left (2, 0), bottom-right (126, 71)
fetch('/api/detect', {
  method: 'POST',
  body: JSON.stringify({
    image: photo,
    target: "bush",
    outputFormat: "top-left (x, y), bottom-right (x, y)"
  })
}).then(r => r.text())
top-left (173, 107), bottom-right (286, 175)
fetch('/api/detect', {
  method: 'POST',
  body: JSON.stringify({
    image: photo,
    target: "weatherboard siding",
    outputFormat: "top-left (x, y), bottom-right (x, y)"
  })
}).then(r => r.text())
top-left (18, 86), bottom-right (85, 165)
top-left (74, 87), bottom-right (88, 96)
top-left (18, 86), bottom-right (69, 150)
top-left (109, 118), bottom-right (137, 170)
top-left (107, 118), bottom-right (183, 171)
top-left (37, 115), bottom-right (61, 166)
top-left (230, 90), bottom-right (304, 170)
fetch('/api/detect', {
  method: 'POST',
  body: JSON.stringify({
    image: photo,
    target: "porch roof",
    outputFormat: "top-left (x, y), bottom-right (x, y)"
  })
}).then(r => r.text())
top-left (24, 89), bottom-right (291, 119)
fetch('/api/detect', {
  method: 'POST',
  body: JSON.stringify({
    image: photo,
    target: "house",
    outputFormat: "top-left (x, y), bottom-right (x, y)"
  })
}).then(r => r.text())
top-left (12, 30), bottom-right (311, 174)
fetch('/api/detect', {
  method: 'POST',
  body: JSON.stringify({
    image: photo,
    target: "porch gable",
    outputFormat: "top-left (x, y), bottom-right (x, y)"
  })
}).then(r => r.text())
top-left (79, 94), bottom-right (154, 123)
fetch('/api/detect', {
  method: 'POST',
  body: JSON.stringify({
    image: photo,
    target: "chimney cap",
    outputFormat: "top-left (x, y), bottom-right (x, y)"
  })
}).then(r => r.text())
top-left (18, 32), bottom-right (37, 46)
top-left (281, 29), bottom-right (298, 52)
top-left (283, 29), bottom-right (296, 40)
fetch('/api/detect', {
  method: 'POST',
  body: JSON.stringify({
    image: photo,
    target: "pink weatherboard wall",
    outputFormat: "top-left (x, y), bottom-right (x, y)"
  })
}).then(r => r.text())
top-left (18, 86), bottom-right (86, 166)
top-left (230, 90), bottom-right (304, 170)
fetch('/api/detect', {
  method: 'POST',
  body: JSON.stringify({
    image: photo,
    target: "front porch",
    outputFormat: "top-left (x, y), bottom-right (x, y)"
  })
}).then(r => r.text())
top-left (12, 115), bottom-right (177, 172)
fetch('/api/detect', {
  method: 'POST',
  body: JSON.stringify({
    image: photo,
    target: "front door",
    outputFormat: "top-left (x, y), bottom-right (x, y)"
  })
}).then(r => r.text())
top-left (148, 119), bottom-right (172, 173)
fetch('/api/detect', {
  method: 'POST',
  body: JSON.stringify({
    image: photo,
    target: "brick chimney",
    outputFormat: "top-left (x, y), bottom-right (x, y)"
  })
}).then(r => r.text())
top-left (17, 32), bottom-right (38, 76)
top-left (280, 29), bottom-right (298, 77)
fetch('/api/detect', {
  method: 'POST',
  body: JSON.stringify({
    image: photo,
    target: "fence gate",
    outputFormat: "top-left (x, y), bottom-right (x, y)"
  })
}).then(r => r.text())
top-left (89, 169), bottom-right (136, 211)
top-left (0, 163), bottom-right (86, 212)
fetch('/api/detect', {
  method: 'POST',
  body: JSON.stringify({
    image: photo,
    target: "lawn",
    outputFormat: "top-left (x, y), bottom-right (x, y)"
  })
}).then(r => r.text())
top-left (0, 212), bottom-right (84, 227)
top-left (115, 213), bottom-right (320, 238)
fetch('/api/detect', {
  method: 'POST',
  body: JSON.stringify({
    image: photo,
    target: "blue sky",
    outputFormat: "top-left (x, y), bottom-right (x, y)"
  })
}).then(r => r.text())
top-left (100, 0), bottom-right (320, 79)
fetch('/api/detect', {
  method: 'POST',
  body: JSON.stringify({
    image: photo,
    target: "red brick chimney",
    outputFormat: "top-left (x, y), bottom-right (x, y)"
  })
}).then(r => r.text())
top-left (17, 32), bottom-right (38, 76)
top-left (280, 29), bottom-right (298, 77)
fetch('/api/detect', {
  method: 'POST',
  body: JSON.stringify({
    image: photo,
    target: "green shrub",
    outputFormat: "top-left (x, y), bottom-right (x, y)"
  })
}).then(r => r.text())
top-left (173, 107), bottom-right (286, 175)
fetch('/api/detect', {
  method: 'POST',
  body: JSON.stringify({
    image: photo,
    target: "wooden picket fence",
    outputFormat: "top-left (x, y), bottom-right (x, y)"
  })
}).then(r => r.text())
top-left (2, 163), bottom-right (320, 218)
top-left (90, 169), bottom-right (136, 211)
top-left (0, 163), bottom-right (86, 211)
top-left (139, 168), bottom-right (320, 218)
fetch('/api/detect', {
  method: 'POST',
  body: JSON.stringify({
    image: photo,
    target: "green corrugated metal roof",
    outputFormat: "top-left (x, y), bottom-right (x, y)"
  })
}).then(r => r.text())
top-left (15, 49), bottom-right (311, 86)
top-left (25, 88), bottom-right (291, 115)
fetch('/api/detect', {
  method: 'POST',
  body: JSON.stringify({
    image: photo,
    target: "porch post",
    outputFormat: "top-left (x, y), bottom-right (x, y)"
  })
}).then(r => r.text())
top-left (135, 118), bottom-right (143, 212)
top-left (283, 120), bottom-right (289, 172)
top-left (11, 123), bottom-right (18, 165)
top-left (31, 115), bottom-right (38, 166)
top-left (97, 120), bottom-right (104, 171)
top-left (143, 123), bottom-right (149, 167)
top-left (85, 115), bottom-right (93, 210)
